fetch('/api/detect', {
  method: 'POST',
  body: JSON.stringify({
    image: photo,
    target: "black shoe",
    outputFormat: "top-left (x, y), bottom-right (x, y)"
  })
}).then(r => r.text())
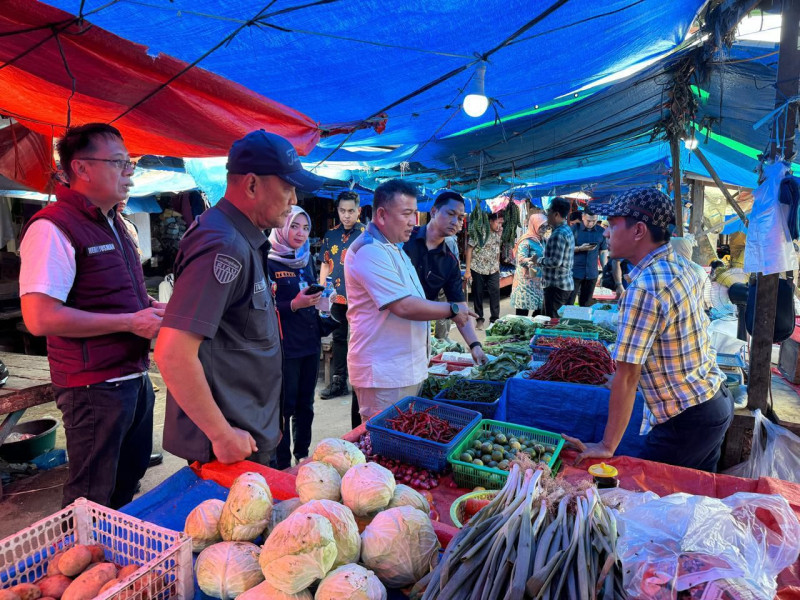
top-left (0, 360), bottom-right (8, 387)
top-left (134, 481), bottom-right (142, 494)
top-left (320, 375), bottom-right (348, 399)
top-left (148, 452), bottom-right (163, 467)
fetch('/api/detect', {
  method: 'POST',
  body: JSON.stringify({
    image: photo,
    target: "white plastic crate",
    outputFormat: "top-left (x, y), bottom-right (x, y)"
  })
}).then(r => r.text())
top-left (0, 498), bottom-right (193, 600)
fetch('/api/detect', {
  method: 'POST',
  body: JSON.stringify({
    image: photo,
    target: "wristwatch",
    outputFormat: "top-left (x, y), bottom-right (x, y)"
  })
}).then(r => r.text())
top-left (469, 341), bottom-right (483, 350)
top-left (449, 302), bottom-right (460, 318)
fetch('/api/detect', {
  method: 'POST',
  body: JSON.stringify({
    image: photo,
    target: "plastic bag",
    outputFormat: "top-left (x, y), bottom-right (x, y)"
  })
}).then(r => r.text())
top-left (616, 491), bottom-right (800, 600)
top-left (724, 409), bottom-right (800, 483)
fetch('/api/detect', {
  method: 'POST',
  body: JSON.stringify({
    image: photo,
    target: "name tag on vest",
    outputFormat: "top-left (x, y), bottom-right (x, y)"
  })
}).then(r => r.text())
top-left (86, 244), bottom-right (116, 255)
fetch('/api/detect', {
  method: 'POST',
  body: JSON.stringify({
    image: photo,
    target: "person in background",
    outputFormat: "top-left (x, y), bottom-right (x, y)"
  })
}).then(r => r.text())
top-left (465, 211), bottom-right (504, 328)
top-left (318, 191), bottom-right (366, 411)
top-left (404, 191), bottom-right (487, 364)
top-left (570, 208), bottom-right (608, 307)
top-left (510, 213), bottom-right (548, 316)
top-left (268, 206), bottom-right (335, 469)
top-left (568, 210), bottom-right (582, 227)
top-left (19, 123), bottom-right (164, 508)
top-left (156, 130), bottom-right (324, 466)
top-left (536, 197), bottom-right (575, 317)
top-left (564, 188), bottom-right (731, 472)
top-left (345, 179), bottom-right (477, 421)
top-left (670, 237), bottom-right (712, 310)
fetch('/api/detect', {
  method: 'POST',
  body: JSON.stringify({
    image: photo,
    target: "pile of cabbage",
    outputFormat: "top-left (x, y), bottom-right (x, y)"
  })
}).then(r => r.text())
top-left (185, 438), bottom-right (440, 599)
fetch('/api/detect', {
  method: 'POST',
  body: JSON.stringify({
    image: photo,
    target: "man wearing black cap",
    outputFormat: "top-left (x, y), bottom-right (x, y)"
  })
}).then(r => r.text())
top-left (563, 187), bottom-right (732, 472)
top-left (155, 130), bottom-right (325, 466)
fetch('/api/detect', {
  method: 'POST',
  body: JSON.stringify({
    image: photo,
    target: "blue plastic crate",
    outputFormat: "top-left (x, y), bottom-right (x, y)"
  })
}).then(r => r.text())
top-left (529, 344), bottom-right (555, 363)
top-left (434, 380), bottom-right (506, 419)
top-left (365, 397), bottom-right (481, 473)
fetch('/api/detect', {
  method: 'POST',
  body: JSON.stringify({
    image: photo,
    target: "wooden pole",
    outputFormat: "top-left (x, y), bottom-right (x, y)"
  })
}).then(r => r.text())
top-left (689, 180), bottom-right (706, 263)
top-left (691, 147), bottom-right (749, 225)
top-left (670, 136), bottom-right (684, 235)
top-left (748, 0), bottom-right (800, 414)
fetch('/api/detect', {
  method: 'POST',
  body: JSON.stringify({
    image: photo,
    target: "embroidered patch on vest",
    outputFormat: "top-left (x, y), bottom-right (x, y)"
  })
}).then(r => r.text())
top-left (86, 243), bottom-right (115, 255)
top-left (254, 279), bottom-right (267, 293)
top-left (213, 254), bottom-right (242, 284)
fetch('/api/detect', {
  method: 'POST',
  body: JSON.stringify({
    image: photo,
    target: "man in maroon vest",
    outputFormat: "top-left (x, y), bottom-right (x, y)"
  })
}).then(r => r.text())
top-left (19, 123), bottom-right (164, 508)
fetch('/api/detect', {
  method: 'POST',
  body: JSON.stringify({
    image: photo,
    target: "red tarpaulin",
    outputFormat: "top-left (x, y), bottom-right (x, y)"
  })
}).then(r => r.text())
top-left (0, 0), bottom-right (323, 191)
top-left (0, 121), bottom-right (53, 193)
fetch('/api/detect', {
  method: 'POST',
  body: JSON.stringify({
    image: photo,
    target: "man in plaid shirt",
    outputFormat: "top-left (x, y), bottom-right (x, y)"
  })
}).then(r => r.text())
top-left (537, 197), bottom-right (575, 317)
top-left (564, 187), bottom-right (732, 472)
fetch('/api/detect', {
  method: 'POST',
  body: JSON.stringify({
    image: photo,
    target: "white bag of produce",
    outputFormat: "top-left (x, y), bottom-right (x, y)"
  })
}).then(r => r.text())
top-left (387, 484), bottom-right (430, 513)
top-left (360, 506), bottom-right (440, 587)
top-left (724, 408), bottom-right (800, 483)
top-left (294, 499), bottom-right (361, 568)
top-left (296, 461), bottom-right (342, 503)
top-left (315, 564), bottom-right (387, 600)
top-left (616, 491), bottom-right (800, 599)
top-left (259, 512), bottom-right (338, 594)
top-left (195, 541), bottom-right (264, 599)
top-left (311, 438), bottom-right (366, 476)
top-left (184, 498), bottom-right (224, 552)
top-left (237, 580), bottom-right (311, 600)
top-left (219, 472), bottom-right (273, 541)
top-left (341, 462), bottom-right (396, 517)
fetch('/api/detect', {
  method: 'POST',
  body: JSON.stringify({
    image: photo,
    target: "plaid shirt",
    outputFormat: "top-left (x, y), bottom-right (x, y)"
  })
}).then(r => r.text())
top-left (540, 222), bottom-right (575, 290)
top-left (613, 244), bottom-right (724, 430)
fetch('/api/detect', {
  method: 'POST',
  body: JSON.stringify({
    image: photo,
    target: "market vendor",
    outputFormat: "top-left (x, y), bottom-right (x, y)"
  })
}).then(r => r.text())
top-left (403, 191), bottom-right (488, 366)
top-left (563, 187), bottom-right (733, 472)
top-left (155, 130), bottom-right (324, 465)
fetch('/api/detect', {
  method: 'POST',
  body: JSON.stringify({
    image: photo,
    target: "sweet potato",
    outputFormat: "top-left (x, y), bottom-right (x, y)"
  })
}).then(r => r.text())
top-left (37, 576), bottom-right (72, 600)
top-left (85, 546), bottom-right (105, 564)
top-left (116, 566), bottom-right (139, 581)
top-left (47, 553), bottom-right (65, 577)
top-left (61, 563), bottom-right (116, 600)
top-left (57, 547), bottom-right (92, 578)
top-left (8, 584), bottom-right (40, 600)
top-left (0, 590), bottom-right (21, 600)
top-left (97, 580), bottom-right (119, 595)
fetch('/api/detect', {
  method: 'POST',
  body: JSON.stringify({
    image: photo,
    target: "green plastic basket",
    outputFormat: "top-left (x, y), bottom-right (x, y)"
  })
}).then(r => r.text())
top-left (534, 328), bottom-right (599, 340)
top-left (450, 489), bottom-right (500, 528)
top-left (447, 419), bottom-right (565, 490)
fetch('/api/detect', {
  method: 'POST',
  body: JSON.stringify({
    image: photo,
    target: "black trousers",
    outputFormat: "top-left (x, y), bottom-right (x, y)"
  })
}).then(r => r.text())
top-left (471, 270), bottom-right (500, 322)
top-left (569, 277), bottom-right (598, 307)
top-left (330, 303), bottom-right (349, 379)
top-left (54, 375), bottom-right (154, 509)
top-left (543, 286), bottom-right (572, 318)
top-left (276, 353), bottom-right (318, 469)
top-left (642, 385), bottom-right (734, 472)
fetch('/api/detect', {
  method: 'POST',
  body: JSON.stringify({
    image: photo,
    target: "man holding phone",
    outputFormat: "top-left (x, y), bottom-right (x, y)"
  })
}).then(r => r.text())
top-left (570, 209), bottom-right (608, 307)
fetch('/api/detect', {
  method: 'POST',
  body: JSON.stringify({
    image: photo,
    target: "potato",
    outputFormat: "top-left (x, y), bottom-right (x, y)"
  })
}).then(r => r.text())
top-left (57, 547), bottom-right (92, 578)
top-left (86, 546), bottom-right (105, 564)
top-left (47, 553), bottom-right (65, 577)
top-left (0, 590), bottom-right (21, 600)
top-left (61, 563), bottom-right (116, 600)
top-left (97, 580), bottom-right (119, 595)
top-left (37, 575), bottom-right (72, 600)
top-left (8, 584), bottom-right (40, 600)
top-left (116, 566), bottom-right (139, 581)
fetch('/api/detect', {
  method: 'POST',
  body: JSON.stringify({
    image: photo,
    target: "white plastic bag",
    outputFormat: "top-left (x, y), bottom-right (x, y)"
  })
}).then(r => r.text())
top-left (616, 491), bottom-right (800, 599)
top-left (724, 409), bottom-right (800, 483)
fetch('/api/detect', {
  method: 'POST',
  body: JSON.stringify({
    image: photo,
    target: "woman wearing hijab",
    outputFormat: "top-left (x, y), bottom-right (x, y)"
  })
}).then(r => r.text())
top-left (510, 213), bottom-right (548, 316)
top-left (268, 206), bottom-right (329, 469)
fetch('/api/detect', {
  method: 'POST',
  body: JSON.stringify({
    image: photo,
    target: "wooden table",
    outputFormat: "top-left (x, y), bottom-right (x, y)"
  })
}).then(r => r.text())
top-left (0, 352), bottom-right (52, 447)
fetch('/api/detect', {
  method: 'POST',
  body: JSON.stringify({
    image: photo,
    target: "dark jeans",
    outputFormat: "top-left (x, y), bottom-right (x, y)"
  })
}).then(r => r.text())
top-left (276, 353), bottom-right (318, 469)
top-left (351, 390), bottom-right (360, 430)
top-left (643, 385), bottom-right (734, 472)
top-left (544, 286), bottom-right (572, 318)
top-left (55, 374), bottom-right (154, 509)
top-left (471, 270), bottom-right (500, 322)
top-left (515, 308), bottom-right (541, 317)
top-left (569, 277), bottom-right (598, 307)
top-left (331, 303), bottom-right (349, 379)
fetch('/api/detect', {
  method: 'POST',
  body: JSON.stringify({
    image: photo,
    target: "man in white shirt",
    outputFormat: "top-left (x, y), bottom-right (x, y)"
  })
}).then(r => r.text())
top-left (345, 179), bottom-right (477, 421)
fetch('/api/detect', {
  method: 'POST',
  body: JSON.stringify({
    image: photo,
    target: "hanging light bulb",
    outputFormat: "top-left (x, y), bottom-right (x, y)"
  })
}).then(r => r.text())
top-left (463, 62), bottom-right (489, 118)
top-left (684, 135), bottom-right (699, 150)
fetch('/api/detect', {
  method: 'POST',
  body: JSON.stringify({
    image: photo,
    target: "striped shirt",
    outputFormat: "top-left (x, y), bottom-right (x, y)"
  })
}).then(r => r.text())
top-left (612, 244), bottom-right (724, 429)
top-left (540, 222), bottom-right (575, 290)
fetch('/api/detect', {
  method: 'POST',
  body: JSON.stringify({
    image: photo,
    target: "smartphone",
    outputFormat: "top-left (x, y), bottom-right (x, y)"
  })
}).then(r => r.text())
top-left (304, 283), bottom-right (325, 295)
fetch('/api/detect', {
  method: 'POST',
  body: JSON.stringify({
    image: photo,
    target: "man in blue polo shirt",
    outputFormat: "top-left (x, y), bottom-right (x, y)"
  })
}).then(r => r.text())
top-left (404, 192), bottom-right (487, 365)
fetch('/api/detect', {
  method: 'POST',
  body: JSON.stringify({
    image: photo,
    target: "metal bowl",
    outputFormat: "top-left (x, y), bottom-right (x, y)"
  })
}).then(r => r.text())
top-left (0, 417), bottom-right (59, 462)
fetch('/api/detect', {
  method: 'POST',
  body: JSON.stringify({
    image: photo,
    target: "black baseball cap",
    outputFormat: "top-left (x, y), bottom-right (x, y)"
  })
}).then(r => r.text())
top-left (588, 187), bottom-right (675, 229)
top-left (226, 129), bottom-right (326, 193)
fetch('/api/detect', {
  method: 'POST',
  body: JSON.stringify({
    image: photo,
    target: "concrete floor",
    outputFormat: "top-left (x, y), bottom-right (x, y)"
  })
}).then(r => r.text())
top-left (2, 292), bottom-right (799, 539)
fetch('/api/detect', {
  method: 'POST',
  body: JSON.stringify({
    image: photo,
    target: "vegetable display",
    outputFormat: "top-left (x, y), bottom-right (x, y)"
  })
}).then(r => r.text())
top-left (315, 564), bottom-right (387, 600)
top-left (385, 402), bottom-right (460, 443)
top-left (196, 542), bottom-right (264, 600)
top-left (487, 318), bottom-right (539, 339)
top-left (295, 461), bottom-right (342, 503)
top-left (219, 472), bottom-right (273, 542)
top-left (467, 203), bottom-right (490, 247)
top-left (294, 500), bottom-right (361, 568)
top-left (501, 202), bottom-right (520, 245)
top-left (439, 380), bottom-right (501, 404)
top-left (356, 433), bottom-right (440, 490)
top-left (455, 428), bottom-right (557, 470)
top-left (419, 375), bottom-right (455, 399)
top-left (470, 354), bottom-right (525, 382)
top-left (544, 320), bottom-right (616, 343)
top-left (527, 339), bottom-right (615, 385)
top-left (311, 438), bottom-right (366, 477)
top-left (532, 336), bottom-right (575, 349)
top-left (184, 498), bottom-right (225, 552)
top-left (340, 463), bottom-right (396, 517)
top-left (413, 463), bottom-right (623, 600)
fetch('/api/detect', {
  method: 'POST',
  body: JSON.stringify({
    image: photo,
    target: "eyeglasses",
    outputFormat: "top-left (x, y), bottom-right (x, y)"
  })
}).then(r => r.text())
top-left (77, 157), bottom-right (136, 171)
